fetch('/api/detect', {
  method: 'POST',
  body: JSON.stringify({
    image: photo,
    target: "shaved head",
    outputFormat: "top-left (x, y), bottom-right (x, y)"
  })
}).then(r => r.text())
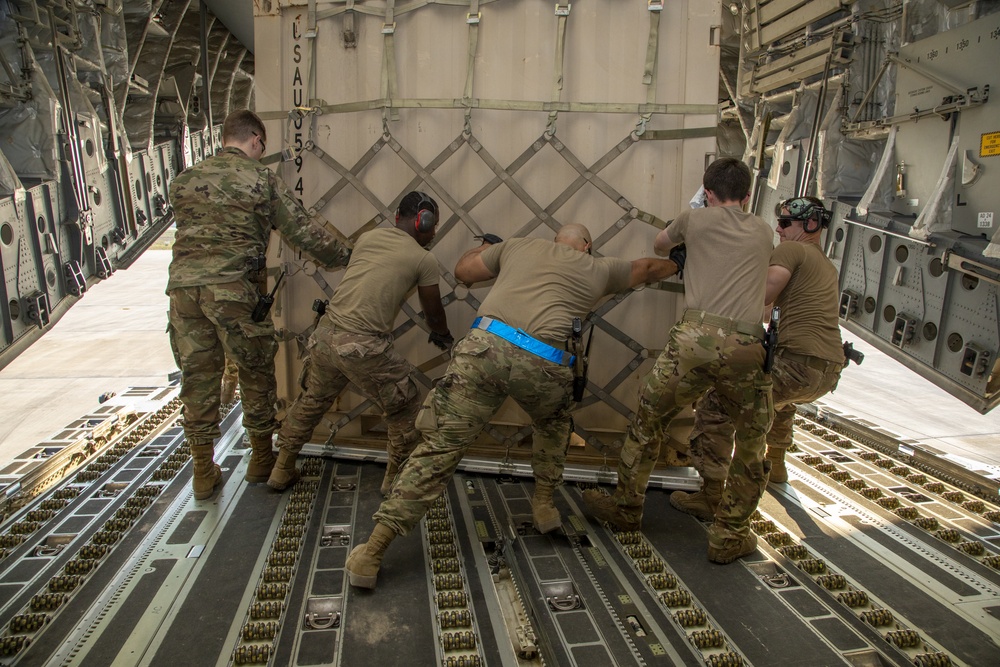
top-left (554, 224), bottom-right (592, 252)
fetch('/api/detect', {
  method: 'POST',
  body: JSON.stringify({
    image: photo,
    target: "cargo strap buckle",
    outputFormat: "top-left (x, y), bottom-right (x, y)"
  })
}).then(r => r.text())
top-left (543, 580), bottom-right (583, 611)
top-left (35, 544), bottom-right (64, 557)
top-left (320, 525), bottom-right (351, 547)
top-left (306, 611), bottom-right (341, 630)
top-left (305, 596), bottom-right (343, 630)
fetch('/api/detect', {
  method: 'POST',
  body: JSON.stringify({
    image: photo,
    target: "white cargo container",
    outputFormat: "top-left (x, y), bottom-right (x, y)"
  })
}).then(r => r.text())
top-left (254, 1), bottom-right (720, 467)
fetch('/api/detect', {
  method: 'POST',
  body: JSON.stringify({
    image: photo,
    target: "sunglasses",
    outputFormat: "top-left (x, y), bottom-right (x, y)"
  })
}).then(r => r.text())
top-left (776, 217), bottom-right (799, 229)
top-left (252, 132), bottom-right (266, 153)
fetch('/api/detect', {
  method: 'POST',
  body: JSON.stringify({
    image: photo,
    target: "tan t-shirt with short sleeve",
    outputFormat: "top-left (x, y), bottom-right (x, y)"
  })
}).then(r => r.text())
top-left (477, 238), bottom-right (632, 346)
top-left (327, 227), bottom-right (439, 335)
top-left (669, 205), bottom-right (774, 324)
top-left (770, 241), bottom-right (844, 362)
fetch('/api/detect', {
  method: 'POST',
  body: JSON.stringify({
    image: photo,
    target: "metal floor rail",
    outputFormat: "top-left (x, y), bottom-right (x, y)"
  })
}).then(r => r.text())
top-left (1, 396), bottom-right (999, 667)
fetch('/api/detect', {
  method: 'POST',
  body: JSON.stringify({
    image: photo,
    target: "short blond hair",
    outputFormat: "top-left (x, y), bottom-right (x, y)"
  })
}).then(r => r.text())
top-left (222, 110), bottom-right (265, 145)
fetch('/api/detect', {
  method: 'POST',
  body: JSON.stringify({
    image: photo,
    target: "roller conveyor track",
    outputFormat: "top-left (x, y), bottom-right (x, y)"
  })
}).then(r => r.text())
top-left (1, 397), bottom-right (999, 667)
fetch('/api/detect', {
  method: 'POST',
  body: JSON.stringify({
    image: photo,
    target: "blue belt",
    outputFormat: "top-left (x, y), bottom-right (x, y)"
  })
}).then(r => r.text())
top-left (471, 316), bottom-right (575, 366)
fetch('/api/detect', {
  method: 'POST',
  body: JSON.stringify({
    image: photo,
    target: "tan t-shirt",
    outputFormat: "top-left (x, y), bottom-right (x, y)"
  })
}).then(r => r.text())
top-left (770, 241), bottom-right (845, 362)
top-left (669, 206), bottom-right (773, 323)
top-left (478, 238), bottom-right (632, 346)
top-left (327, 227), bottom-right (439, 335)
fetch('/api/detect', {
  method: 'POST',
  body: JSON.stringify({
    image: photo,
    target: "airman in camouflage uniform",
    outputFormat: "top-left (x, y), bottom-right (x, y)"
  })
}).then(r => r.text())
top-left (675, 197), bottom-right (844, 521)
top-left (582, 158), bottom-right (775, 564)
top-left (267, 191), bottom-right (452, 494)
top-left (344, 224), bottom-right (680, 589)
top-left (167, 110), bottom-right (351, 501)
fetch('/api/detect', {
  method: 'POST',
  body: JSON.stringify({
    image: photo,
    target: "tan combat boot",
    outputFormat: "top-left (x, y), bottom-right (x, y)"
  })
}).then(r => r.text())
top-left (581, 489), bottom-right (642, 531)
top-left (189, 442), bottom-right (222, 500)
top-left (532, 484), bottom-right (562, 534)
top-left (766, 448), bottom-right (788, 484)
top-left (345, 523), bottom-right (397, 589)
top-left (707, 524), bottom-right (758, 564)
top-left (267, 448), bottom-right (301, 491)
top-left (245, 433), bottom-right (276, 483)
top-left (669, 479), bottom-right (724, 522)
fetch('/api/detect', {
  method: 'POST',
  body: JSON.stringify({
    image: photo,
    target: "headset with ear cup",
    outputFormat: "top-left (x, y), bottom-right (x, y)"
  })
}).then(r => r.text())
top-left (414, 192), bottom-right (437, 234)
top-left (775, 196), bottom-right (831, 233)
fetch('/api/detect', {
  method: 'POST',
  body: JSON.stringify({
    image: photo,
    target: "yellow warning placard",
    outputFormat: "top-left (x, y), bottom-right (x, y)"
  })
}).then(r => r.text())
top-left (982, 131), bottom-right (1000, 157)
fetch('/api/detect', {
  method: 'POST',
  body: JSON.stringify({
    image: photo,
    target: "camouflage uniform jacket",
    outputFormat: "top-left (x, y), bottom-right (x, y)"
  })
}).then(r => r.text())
top-left (166, 146), bottom-right (350, 291)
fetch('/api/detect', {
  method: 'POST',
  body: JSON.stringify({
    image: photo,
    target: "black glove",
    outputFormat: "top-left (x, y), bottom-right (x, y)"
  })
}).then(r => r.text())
top-left (475, 233), bottom-right (504, 245)
top-left (428, 330), bottom-right (455, 350)
top-left (668, 243), bottom-right (687, 279)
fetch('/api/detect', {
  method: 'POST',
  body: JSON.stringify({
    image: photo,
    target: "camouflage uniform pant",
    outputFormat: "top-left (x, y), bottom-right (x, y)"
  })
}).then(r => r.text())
top-left (375, 329), bottom-right (574, 536)
top-left (690, 352), bottom-right (842, 481)
top-left (167, 281), bottom-right (278, 446)
top-left (615, 321), bottom-right (773, 540)
top-left (276, 321), bottom-right (421, 464)
top-left (221, 356), bottom-right (239, 402)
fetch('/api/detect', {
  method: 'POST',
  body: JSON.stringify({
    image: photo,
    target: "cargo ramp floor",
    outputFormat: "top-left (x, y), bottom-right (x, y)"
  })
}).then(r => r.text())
top-left (3, 392), bottom-right (1000, 667)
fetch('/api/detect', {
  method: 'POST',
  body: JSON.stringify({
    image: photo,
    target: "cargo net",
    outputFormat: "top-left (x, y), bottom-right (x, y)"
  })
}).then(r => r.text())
top-left (265, 2), bottom-right (697, 465)
top-left (281, 118), bottom-right (684, 464)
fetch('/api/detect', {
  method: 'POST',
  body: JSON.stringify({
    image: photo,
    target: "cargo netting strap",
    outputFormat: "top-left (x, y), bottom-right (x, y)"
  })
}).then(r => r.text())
top-left (547, 4), bottom-right (571, 136)
top-left (259, 100), bottom-right (715, 120)
top-left (387, 133), bottom-right (485, 238)
top-left (637, 0), bottom-right (663, 137)
top-left (463, 0), bottom-right (481, 132)
top-left (307, 0), bottom-right (319, 103)
top-left (381, 0), bottom-right (400, 121)
top-left (307, 140), bottom-right (395, 226)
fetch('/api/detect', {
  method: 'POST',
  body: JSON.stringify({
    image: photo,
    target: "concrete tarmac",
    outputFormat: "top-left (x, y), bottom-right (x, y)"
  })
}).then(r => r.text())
top-left (815, 330), bottom-right (1000, 473)
top-left (1, 246), bottom-right (999, 476)
top-left (0, 248), bottom-right (177, 466)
